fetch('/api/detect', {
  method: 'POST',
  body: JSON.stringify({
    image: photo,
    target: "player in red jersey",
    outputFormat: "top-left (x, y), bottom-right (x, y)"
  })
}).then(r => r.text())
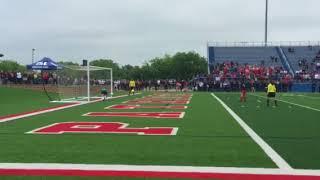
top-left (240, 82), bottom-right (247, 102)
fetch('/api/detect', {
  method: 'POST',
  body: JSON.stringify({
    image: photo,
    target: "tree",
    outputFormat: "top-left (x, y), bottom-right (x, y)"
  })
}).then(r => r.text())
top-left (171, 51), bottom-right (208, 80)
top-left (148, 55), bottom-right (173, 79)
top-left (90, 59), bottom-right (122, 79)
top-left (0, 51), bottom-right (208, 80)
top-left (0, 60), bottom-right (26, 72)
top-left (146, 51), bottom-right (207, 80)
top-left (140, 62), bottom-right (155, 80)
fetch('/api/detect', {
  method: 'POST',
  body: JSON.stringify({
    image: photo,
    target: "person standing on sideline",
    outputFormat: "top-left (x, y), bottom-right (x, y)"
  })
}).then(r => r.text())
top-left (240, 82), bottom-right (247, 102)
top-left (267, 81), bottom-right (278, 107)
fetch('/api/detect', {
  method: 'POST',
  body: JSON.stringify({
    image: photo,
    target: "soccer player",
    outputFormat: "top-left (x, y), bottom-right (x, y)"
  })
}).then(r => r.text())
top-left (240, 82), bottom-right (247, 102)
top-left (129, 79), bottom-right (135, 95)
top-left (250, 79), bottom-right (255, 93)
top-left (101, 87), bottom-right (108, 101)
top-left (267, 81), bottom-right (278, 107)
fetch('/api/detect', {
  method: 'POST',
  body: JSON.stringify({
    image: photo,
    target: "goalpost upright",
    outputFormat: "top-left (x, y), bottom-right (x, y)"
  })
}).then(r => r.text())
top-left (86, 60), bottom-right (113, 102)
top-left (87, 60), bottom-right (90, 102)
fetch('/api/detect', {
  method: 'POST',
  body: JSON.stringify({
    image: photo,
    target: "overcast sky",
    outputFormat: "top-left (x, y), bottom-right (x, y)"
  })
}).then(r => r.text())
top-left (0, 0), bottom-right (319, 65)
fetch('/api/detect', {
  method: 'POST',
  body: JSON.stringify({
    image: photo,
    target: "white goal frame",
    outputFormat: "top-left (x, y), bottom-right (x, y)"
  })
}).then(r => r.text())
top-left (85, 62), bottom-right (113, 102)
top-left (52, 61), bottom-right (113, 103)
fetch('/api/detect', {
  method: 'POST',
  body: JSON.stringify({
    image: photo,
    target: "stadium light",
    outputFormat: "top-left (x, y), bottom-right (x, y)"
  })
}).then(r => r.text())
top-left (82, 59), bottom-right (88, 66)
top-left (265, 0), bottom-right (269, 47)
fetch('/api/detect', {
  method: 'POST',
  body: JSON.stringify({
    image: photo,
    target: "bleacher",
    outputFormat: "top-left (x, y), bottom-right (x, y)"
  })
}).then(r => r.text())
top-left (281, 46), bottom-right (320, 72)
top-left (211, 47), bottom-right (283, 67)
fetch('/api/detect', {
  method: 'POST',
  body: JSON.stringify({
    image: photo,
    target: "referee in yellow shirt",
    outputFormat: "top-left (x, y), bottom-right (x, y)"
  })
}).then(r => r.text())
top-left (129, 80), bottom-right (136, 96)
top-left (267, 81), bottom-right (278, 107)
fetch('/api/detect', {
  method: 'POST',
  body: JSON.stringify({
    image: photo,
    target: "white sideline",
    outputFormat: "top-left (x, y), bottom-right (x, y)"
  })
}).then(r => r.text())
top-left (211, 93), bottom-right (292, 170)
top-left (0, 163), bottom-right (319, 176)
top-left (293, 94), bottom-right (320, 100)
top-left (250, 93), bottom-right (320, 112)
top-left (0, 94), bottom-right (139, 123)
top-left (0, 103), bottom-right (82, 123)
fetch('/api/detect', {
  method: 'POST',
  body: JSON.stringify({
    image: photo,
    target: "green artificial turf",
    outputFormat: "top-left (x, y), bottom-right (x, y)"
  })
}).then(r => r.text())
top-left (276, 92), bottom-right (320, 108)
top-left (0, 89), bottom-right (275, 168)
top-left (215, 92), bottom-right (320, 169)
top-left (0, 86), bottom-right (130, 117)
top-left (0, 87), bottom-right (59, 117)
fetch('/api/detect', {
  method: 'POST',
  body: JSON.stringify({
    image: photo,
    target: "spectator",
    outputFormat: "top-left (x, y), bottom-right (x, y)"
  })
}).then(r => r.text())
top-left (16, 72), bottom-right (22, 84)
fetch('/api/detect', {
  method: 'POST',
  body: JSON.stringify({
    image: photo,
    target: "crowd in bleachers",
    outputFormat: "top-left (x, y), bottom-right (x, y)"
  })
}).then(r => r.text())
top-left (190, 59), bottom-right (320, 92)
top-left (0, 71), bottom-right (58, 85)
top-left (211, 45), bottom-right (320, 83)
top-left (294, 64), bottom-right (320, 83)
top-left (1, 60), bottom-right (320, 93)
top-left (286, 47), bottom-right (320, 79)
top-left (191, 62), bottom-right (294, 92)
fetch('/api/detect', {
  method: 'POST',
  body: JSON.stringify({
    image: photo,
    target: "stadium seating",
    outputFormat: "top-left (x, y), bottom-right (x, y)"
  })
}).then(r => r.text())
top-left (212, 47), bottom-right (283, 67)
top-left (209, 45), bottom-right (320, 76)
top-left (280, 46), bottom-right (320, 72)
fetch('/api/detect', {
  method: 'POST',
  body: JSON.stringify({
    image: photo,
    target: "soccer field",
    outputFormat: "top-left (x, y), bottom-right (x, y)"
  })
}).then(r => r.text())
top-left (0, 87), bottom-right (320, 179)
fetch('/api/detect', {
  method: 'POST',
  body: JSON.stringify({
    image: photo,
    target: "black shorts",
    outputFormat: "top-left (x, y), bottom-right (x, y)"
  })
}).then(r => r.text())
top-left (101, 91), bottom-right (108, 95)
top-left (267, 92), bottom-right (276, 98)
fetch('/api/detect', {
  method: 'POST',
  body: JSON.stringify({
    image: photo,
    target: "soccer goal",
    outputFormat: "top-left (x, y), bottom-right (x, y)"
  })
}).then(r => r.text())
top-left (53, 63), bottom-right (113, 103)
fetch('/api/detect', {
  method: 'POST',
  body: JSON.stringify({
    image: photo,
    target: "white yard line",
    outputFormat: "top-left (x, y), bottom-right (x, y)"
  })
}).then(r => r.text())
top-left (280, 93), bottom-right (320, 100)
top-left (0, 163), bottom-right (319, 176)
top-left (293, 94), bottom-right (320, 100)
top-left (250, 94), bottom-right (320, 112)
top-left (211, 93), bottom-right (292, 170)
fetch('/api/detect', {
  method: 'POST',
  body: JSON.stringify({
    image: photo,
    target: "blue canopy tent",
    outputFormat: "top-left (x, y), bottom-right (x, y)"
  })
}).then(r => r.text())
top-left (27, 57), bottom-right (61, 70)
top-left (26, 57), bottom-right (61, 101)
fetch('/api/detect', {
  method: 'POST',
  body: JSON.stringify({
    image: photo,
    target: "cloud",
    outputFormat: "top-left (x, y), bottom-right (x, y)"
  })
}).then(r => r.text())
top-left (0, 0), bottom-right (319, 65)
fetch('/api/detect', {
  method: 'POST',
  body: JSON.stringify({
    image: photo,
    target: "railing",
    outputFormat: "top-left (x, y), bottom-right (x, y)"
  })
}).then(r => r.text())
top-left (208, 41), bottom-right (320, 47)
top-left (276, 46), bottom-right (294, 76)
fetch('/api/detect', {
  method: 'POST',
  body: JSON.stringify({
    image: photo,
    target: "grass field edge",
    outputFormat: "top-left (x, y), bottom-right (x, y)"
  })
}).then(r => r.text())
top-left (0, 163), bottom-right (319, 178)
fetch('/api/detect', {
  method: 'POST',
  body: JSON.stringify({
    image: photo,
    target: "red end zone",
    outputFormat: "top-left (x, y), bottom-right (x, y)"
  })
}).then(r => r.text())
top-left (151, 94), bottom-right (192, 97)
top-left (27, 122), bottom-right (178, 136)
top-left (124, 100), bottom-right (189, 105)
top-left (105, 105), bottom-right (187, 110)
top-left (140, 97), bottom-right (191, 101)
top-left (83, 112), bottom-right (185, 119)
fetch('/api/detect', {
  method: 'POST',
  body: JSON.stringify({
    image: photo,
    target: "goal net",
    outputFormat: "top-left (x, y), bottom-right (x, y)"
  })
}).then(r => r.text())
top-left (53, 64), bottom-right (113, 103)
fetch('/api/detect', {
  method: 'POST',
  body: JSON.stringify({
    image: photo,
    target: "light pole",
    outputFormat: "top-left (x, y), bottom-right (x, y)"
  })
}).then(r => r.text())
top-left (206, 42), bottom-right (210, 74)
top-left (32, 48), bottom-right (35, 63)
top-left (265, 0), bottom-right (269, 47)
